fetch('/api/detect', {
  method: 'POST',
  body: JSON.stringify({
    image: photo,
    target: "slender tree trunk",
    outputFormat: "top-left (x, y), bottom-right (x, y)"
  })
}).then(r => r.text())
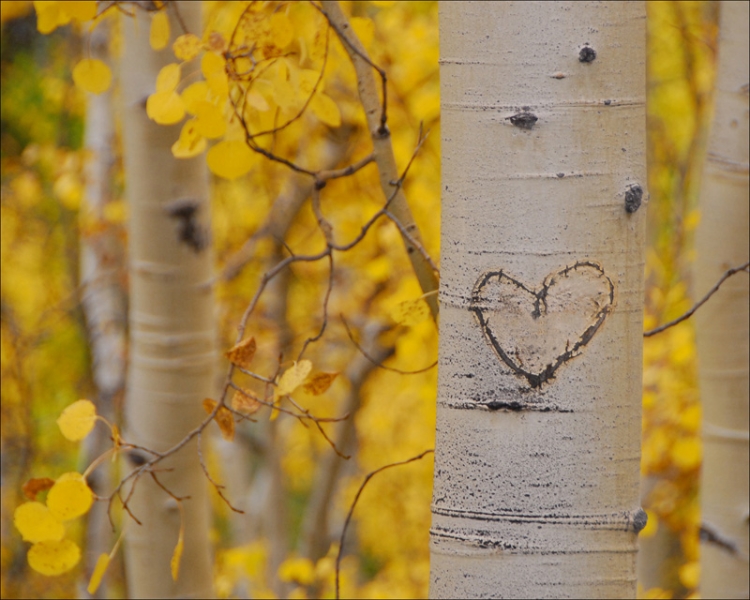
top-left (79, 19), bottom-right (126, 599)
top-left (120, 3), bottom-right (215, 597)
top-left (432, 2), bottom-right (647, 597)
top-left (695, 2), bottom-right (750, 597)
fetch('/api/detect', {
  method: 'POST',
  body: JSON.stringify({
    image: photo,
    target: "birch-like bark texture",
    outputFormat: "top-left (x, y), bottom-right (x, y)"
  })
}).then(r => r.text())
top-left (694, 2), bottom-right (750, 597)
top-left (432, 3), bottom-right (647, 597)
top-left (120, 3), bottom-right (214, 597)
top-left (79, 19), bottom-right (126, 598)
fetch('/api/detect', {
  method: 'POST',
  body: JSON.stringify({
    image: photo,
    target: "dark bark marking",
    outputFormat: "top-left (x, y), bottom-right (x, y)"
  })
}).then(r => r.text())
top-left (164, 197), bottom-right (207, 252)
top-left (624, 183), bottom-right (643, 213)
top-left (507, 111), bottom-right (538, 129)
top-left (579, 45), bottom-right (597, 63)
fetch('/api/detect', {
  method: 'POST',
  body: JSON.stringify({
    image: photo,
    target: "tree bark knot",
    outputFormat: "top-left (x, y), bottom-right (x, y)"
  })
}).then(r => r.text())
top-left (470, 261), bottom-right (615, 388)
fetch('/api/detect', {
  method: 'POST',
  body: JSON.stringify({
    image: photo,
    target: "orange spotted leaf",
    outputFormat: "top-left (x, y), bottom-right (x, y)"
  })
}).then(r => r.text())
top-left (303, 372), bottom-right (339, 396)
top-left (232, 389), bottom-right (262, 415)
top-left (203, 399), bottom-right (234, 441)
top-left (225, 337), bottom-right (256, 368)
top-left (22, 477), bottom-right (55, 501)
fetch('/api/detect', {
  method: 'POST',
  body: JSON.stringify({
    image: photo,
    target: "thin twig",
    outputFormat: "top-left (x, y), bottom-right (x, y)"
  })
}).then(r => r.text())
top-left (335, 450), bottom-right (434, 599)
top-left (341, 316), bottom-right (437, 375)
top-left (197, 432), bottom-right (245, 514)
top-left (700, 521), bottom-right (748, 559)
top-left (644, 261), bottom-right (749, 337)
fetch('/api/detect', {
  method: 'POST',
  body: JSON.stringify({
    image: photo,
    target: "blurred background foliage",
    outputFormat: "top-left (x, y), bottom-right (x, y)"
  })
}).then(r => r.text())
top-left (0, 1), bottom-right (717, 598)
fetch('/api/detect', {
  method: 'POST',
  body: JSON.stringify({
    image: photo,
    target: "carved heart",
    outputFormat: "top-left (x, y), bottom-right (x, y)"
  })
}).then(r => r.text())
top-left (470, 262), bottom-right (615, 388)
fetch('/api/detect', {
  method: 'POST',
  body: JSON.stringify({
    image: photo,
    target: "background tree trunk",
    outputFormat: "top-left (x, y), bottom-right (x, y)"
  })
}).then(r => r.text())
top-left (694, 2), bottom-right (750, 597)
top-left (120, 3), bottom-right (215, 597)
top-left (79, 18), bottom-right (126, 599)
top-left (432, 2), bottom-right (647, 597)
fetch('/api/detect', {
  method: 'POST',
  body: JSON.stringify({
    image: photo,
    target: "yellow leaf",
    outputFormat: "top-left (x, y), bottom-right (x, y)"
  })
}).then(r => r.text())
top-left (202, 399), bottom-right (234, 441)
top-left (207, 140), bottom-right (254, 180)
top-left (679, 562), bottom-right (700, 590)
top-left (173, 33), bottom-right (203, 61)
top-left (182, 81), bottom-right (210, 114)
top-left (391, 298), bottom-right (430, 326)
top-left (225, 337), bottom-right (256, 368)
top-left (278, 556), bottom-right (315, 585)
top-left (47, 472), bottom-right (94, 521)
top-left (14, 502), bottom-right (65, 543)
top-left (303, 372), bottom-right (339, 396)
top-left (207, 73), bottom-right (229, 99)
top-left (671, 438), bottom-right (701, 471)
top-left (22, 477), bottom-right (55, 500)
top-left (171, 526), bottom-right (184, 581)
top-left (172, 120), bottom-right (206, 159)
top-left (193, 101), bottom-right (227, 139)
top-left (680, 404), bottom-right (701, 434)
top-left (156, 63), bottom-right (181, 93)
top-left (276, 360), bottom-right (312, 398)
top-left (370, 0), bottom-right (396, 6)
top-left (87, 553), bottom-right (110, 594)
top-left (28, 539), bottom-right (81, 576)
top-left (146, 90), bottom-right (185, 125)
top-left (34, 1), bottom-right (69, 34)
top-left (201, 52), bottom-right (225, 79)
top-left (57, 399), bottom-right (97, 441)
top-left (72, 59), bottom-right (112, 94)
top-left (232, 389), bottom-right (262, 415)
top-left (246, 90), bottom-right (270, 112)
top-left (269, 12), bottom-right (293, 50)
top-left (272, 79), bottom-right (297, 110)
top-left (150, 10), bottom-right (170, 50)
top-left (63, 1), bottom-right (97, 22)
top-left (310, 93), bottom-right (341, 128)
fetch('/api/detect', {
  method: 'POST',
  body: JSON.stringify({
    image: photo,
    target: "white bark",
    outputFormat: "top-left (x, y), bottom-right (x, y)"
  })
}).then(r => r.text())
top-left (432, 2), bottom-right (647, 597)
top-left (695, 2), bottom-right (750, 598)
top-left (79, 19), bottom-right (126, 598)
top-left (120, 4), bottom-right (215, 597)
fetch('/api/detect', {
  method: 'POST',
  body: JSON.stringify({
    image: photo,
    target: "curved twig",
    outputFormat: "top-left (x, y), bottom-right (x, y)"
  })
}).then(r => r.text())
top-left (335, 450), bottom-right (434, 599)
top-left (644, 261), bottom-right (749, 337)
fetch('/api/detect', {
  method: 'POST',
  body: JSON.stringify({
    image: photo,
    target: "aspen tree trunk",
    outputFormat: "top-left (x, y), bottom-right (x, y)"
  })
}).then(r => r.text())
top-left (80, 19), bottom-right (126, 598)
top-left (120, 3), bottom-right (215, 597)
top-left (432, 3), bottom-right (647, 597)
top-left (694, 2), bottom-right (750, 597)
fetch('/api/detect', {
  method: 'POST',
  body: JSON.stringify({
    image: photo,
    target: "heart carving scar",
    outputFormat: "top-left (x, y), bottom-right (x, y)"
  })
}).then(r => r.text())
top-left (470, 261), bottom-right (615, 388)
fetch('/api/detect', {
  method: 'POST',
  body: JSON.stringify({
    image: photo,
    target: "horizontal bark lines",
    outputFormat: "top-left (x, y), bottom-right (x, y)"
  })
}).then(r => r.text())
top-left (432, 2), bottom-right (647, 597)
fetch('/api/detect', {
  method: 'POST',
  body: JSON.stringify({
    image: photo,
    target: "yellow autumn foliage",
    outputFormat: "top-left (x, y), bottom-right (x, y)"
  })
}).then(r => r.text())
top-left (56, 399), bottom-right (96, 441)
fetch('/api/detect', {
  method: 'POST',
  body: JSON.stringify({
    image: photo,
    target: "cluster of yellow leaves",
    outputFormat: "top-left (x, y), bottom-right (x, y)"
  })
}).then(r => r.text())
top-left (33, 0), bottom-right (96, 34)
top-left (13, 401), bottom-right (96, 576)
top-left (31, 2), bottom-right (112, 96)
top-left (638, 4), bottom-right (717, 596)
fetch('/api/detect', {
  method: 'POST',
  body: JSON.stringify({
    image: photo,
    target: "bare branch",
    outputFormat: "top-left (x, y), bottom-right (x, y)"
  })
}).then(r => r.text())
top-left (319, 0), bottom-right (440, 319)
top-left (644, 261), bottom-right (749, 337)
top-left (701, 521), bottom-right (748, 559)
top-left (335, 450), bottom-right (434, 599)
top-left (341, 316), bottom-right (437, 375)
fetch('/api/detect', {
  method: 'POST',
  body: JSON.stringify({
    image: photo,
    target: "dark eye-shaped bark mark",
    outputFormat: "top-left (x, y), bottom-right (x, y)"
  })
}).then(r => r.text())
top-left (470, 261), bottom-right (615, 388)
top-left (164, 198), bottom-right (208, 253)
